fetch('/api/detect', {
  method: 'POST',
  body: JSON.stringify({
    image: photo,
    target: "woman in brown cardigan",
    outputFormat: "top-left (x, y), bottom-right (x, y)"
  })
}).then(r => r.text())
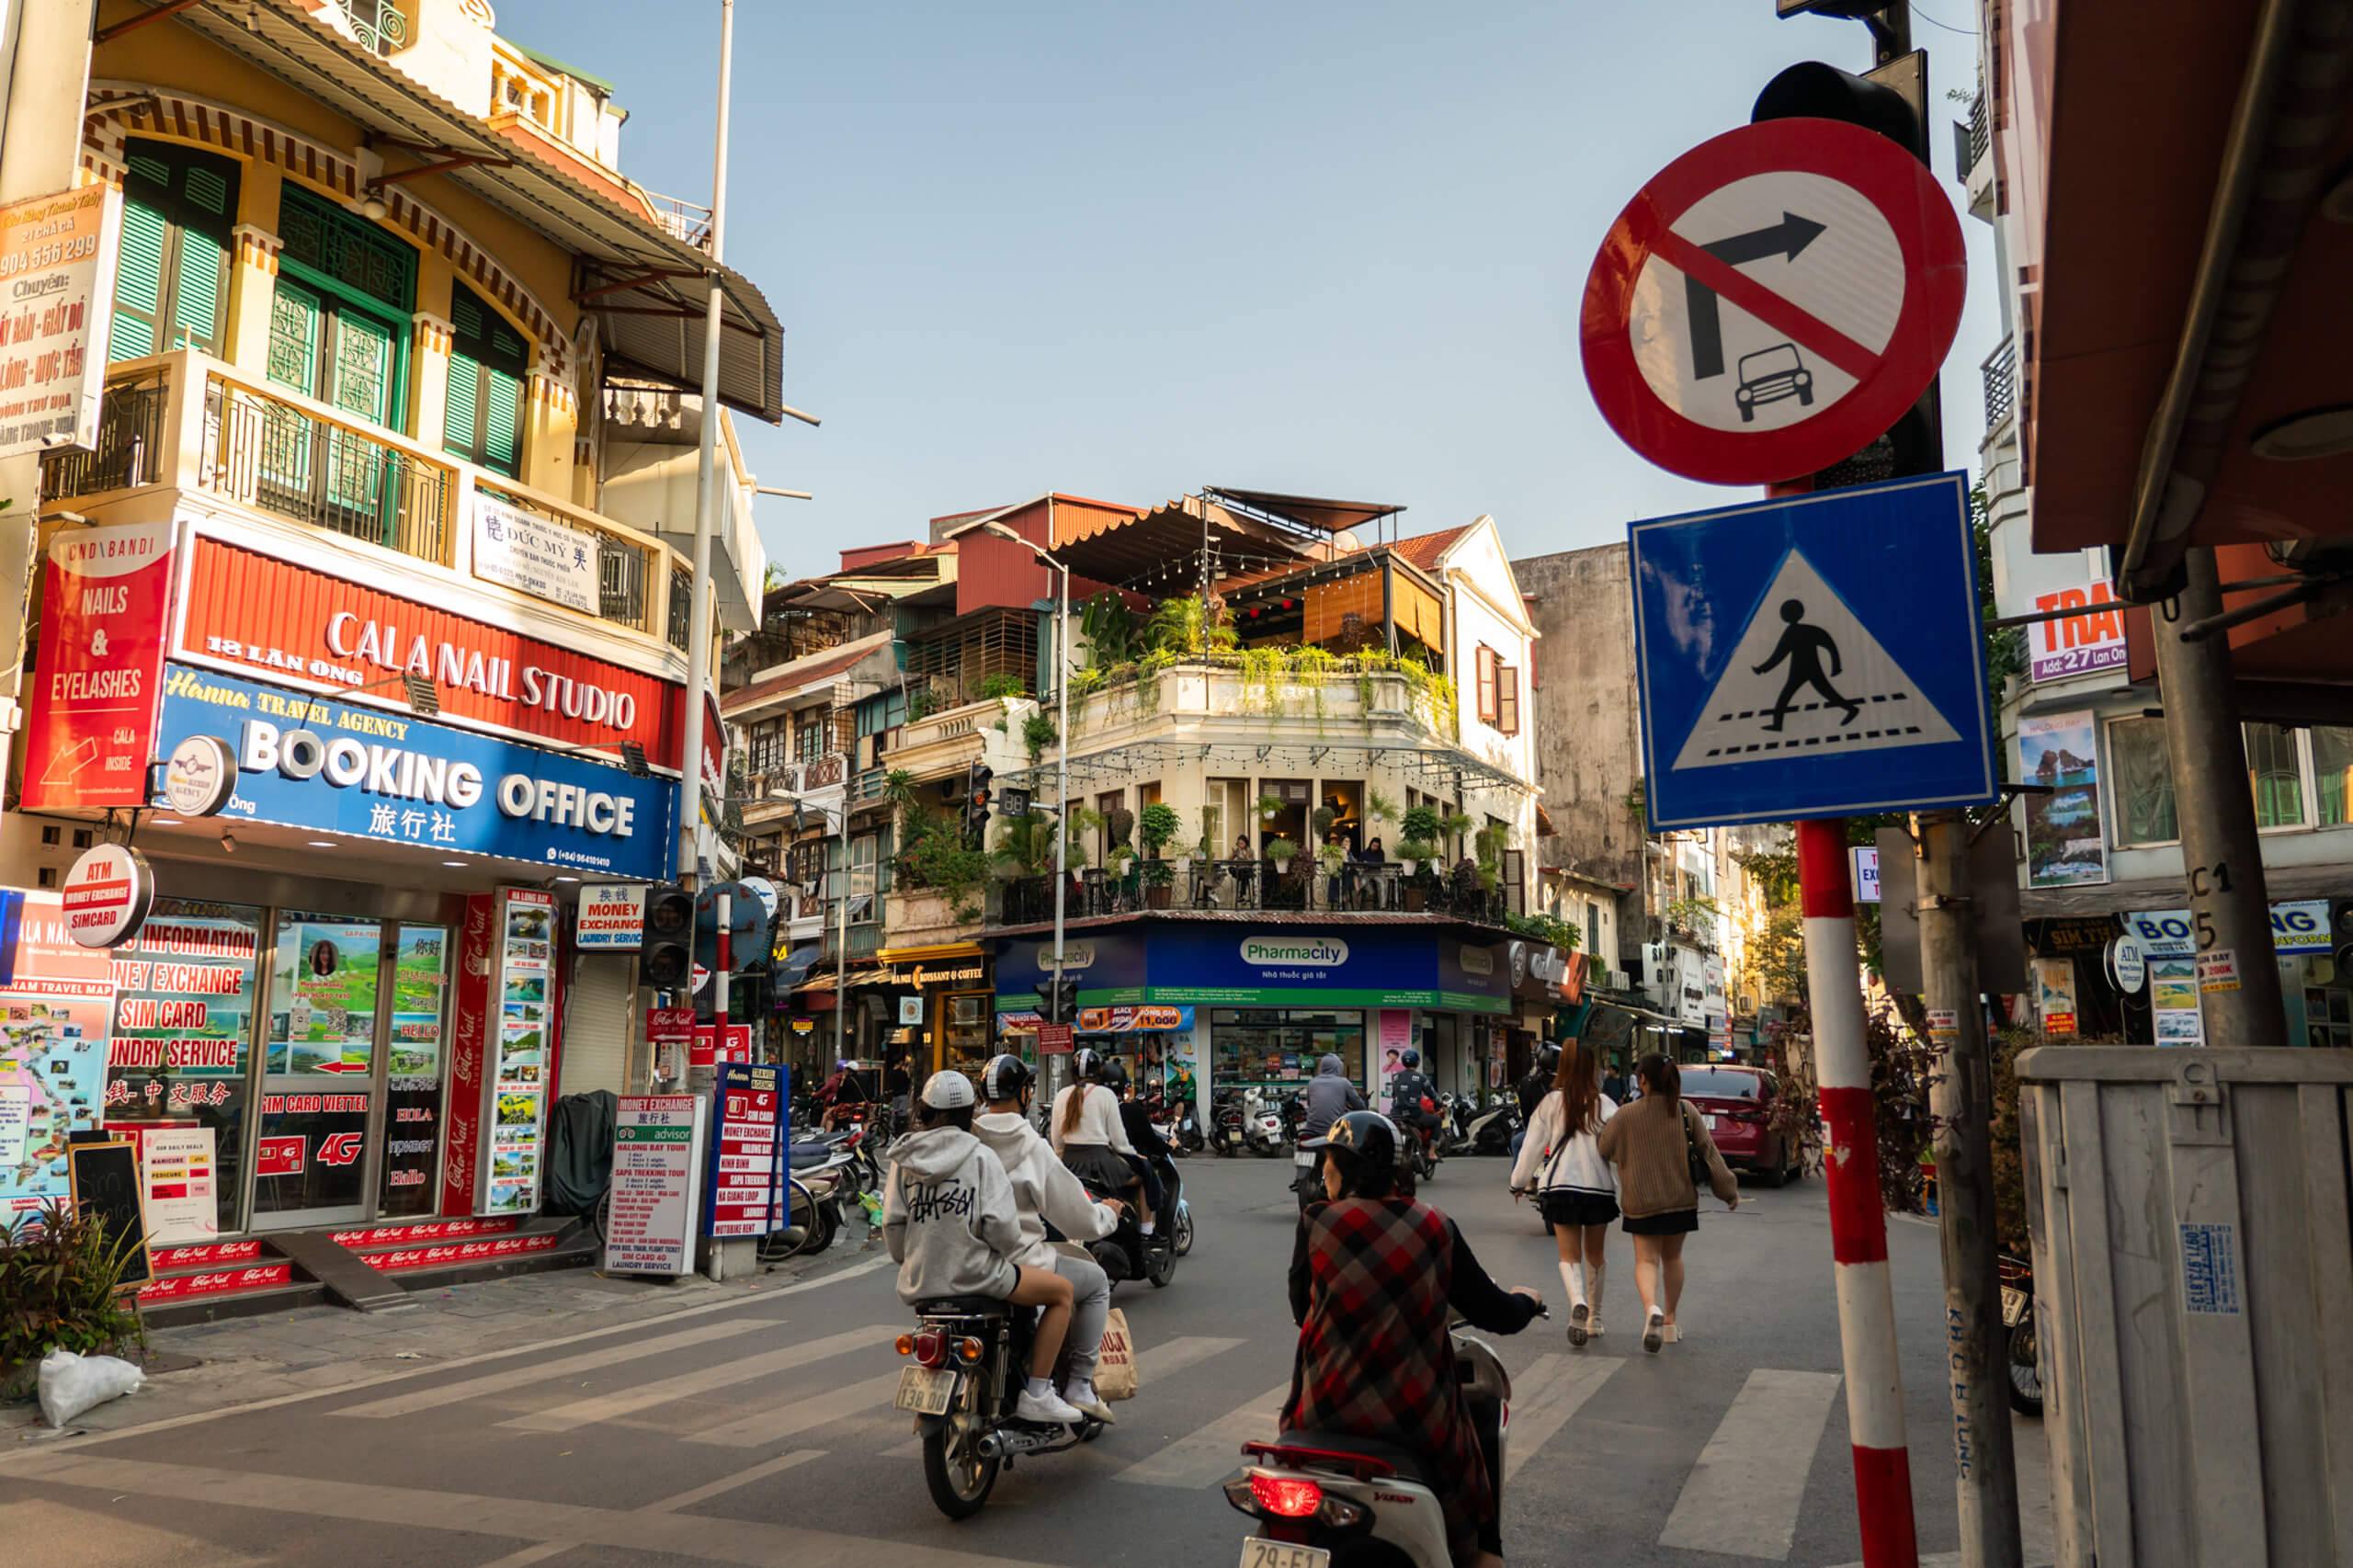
top-left (1596, 1054), bottom-right (1739, 1352)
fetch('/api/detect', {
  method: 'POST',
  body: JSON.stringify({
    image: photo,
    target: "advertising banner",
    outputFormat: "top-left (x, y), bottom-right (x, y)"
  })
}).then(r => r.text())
top-left (2032, 957), bottom-right (2079, 1036)
top-left (0, 892), bottom-right (115, 1223)
top-left (577, 884), bottom-right (646, 950)
top-left (2123, 901), bottom-right (2333, 960)
top-left (706, 1062), bottom-right (786, 1238)
top-left (2019, 710), bottom-right (2109, 888)
top-left (605, 1094), bottom-right (705, 1275)
top-left (440, 894), bottom-right (497, 1217)
top-left (993, 933), bottom-right (1148, 1011)
top-left (0, 186), bottom-right (119, 458)
top-left (153, 665), bottom-right (676, 881)
top-left (2029, 580), bottom-right (2128, 684)
top-left (176, 533), bottom-right (701, 768)
top-left (478, 890), bottom-right (554, 1216)
top-left (139, 1126), bottom-right (218, 1246)
top-left (472, 496), bottom-right (601, 615)
top-left (20, 520), bottom-right (174, 810)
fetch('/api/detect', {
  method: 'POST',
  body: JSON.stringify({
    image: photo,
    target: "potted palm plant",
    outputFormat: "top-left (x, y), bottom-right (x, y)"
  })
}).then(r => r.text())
top-left (1256, 791), bottom-right (1286, 824)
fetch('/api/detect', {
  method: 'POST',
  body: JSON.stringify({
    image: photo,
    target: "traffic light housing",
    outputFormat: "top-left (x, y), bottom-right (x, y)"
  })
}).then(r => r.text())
top-left (642, 884), bottom-right (695, 990)
top-left (962, 762), bottom-right (994, 847)
top-left (1752, 51), bottom-right (1942, 489)
top-left (1033, 973), bottom-right (1078, 1021)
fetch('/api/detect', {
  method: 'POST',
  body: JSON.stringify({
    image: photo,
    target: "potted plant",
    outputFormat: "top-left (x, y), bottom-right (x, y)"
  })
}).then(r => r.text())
top-left (1256, 791), bottom-right (1285, 823)
top-left (1368, 789), bottom-right (1400, 829)
top-left (1265, 836), bottom-right (1298, 868)
top-left (1395, 840), bottom-right (1436, 910)
top-left (1139, 801), bottom-right (1182, 859)
top-left (1318, 841), bottom-right (1347, 876)
top-left (1311, 804), bottom-right (1338, 840)
top-left (1395, 837), bottom-right (1436, 877)
top-left (1401, 804), bottom-right (1443, 847)
top-left (1140, 856), bottom-right (1176, 909)
top-left (1106, 805), bottom-right (1135, 853)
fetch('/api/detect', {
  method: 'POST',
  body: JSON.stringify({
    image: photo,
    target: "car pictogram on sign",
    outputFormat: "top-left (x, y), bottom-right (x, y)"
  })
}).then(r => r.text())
top-left (1581, 118), bottom-right (1965, 485)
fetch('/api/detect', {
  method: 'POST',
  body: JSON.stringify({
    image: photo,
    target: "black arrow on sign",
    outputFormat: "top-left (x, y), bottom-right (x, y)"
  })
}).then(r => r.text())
top-left (1683, 212), bottom-right (1828, 381)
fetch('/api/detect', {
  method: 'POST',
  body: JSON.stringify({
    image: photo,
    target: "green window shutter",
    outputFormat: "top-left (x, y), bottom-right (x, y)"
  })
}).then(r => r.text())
top-left (169, 231), bottom-right (225, 354)
top-left (444, 349), bottom-right (481, 462)
top-left (110, 196), bottom-right (168, 363)
top-left (481, 364), bottom-right (522, 477)
top-left (266, 280), bottom-right (322, 392)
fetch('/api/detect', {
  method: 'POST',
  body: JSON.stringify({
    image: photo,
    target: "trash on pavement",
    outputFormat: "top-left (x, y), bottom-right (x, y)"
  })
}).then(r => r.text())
top-left (37, 1349), bottom-right (144, 1428)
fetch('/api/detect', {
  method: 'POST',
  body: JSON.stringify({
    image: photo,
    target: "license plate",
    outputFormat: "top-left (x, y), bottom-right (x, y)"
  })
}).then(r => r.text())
top-left (1239, 1539), bottom-right (1329, 1568)
top-left (2002, 1286), bottom-right (2029, 1326)
top-left (893, 1366), bottom-right (956, 1415)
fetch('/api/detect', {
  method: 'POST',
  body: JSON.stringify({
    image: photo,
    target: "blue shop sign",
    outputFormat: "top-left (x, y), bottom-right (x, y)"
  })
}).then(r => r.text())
top-left (1143, 926), bottom-right (1472, 1009)
top-left (154, 665), bottom-right (676, 881)
top-left (993, 932), bottom-right (1149, 1008)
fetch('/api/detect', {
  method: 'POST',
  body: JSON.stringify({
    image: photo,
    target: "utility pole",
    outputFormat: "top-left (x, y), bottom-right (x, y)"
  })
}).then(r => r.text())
top-left (2150, 547), bottom-right (2284, 1046)
top-left (675, 0), bottom-right (735, 894)
top-left (1914, 809), bottom-right (2021, 1568)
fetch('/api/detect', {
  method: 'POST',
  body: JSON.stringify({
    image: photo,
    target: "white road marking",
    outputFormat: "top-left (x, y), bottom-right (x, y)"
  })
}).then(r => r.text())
top-left (1111, 1381), bottom-right (1290, 1489)
top-left (501, 1324), bottom-right (901, 1433)
top-left (337, 1321), bottom-right (773, 1419)
top-left (684, 1369), bottom-right (907, 1448)
top-left (6, 1453), bottom-right (1055, 1568)
top-left (1657, 1368), bottom-right (1844, 1560)
top-left (642, 1449), bottom-right (825, 1511)
top-left (878, 1335), bottom-right (1247, 1459)
top-left (1501, 1353), bottom-right (1624, 1482)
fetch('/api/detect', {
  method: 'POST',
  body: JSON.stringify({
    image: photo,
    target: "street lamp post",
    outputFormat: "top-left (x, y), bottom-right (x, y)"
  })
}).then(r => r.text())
top-left (980, 522), bottom-right (1073, 1046)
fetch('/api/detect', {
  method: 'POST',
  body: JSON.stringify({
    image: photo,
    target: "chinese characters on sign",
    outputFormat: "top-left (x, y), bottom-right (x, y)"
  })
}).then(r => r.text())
top-left (472, 496), bottom-right (603, 616)
top-left (605, 1095), bottom-right (705, 1276)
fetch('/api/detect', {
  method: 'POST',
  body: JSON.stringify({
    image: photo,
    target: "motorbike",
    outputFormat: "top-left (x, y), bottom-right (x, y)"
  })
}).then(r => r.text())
top-left (1241, 1086), bottom-right (1287, 1158)
top-left (2001, 1252), bottom-right (2042, 1417)
top-left (1070, 1151), bottom-right (1188, 1284)
top-left (1461, 1099), bottom-right (1518, 1157)
top-left (1210, 1089), bottom-right (1245, 1158)
top-left (1142, 1091), bottom-right (1202, 1157)
top-left (1224, 1318), bottom-right (1526, 1568)
top-left (893, 1266), bottom-right (1107, 1519)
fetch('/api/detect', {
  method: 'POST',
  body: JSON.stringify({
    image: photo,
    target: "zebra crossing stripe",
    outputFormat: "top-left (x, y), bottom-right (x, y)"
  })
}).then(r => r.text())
top-left (880, 1335), bottom-right (1249, 1460)
top-left (1501, 1354), bottom-right (1623, 1482)
top-left (1111, 1382), bottom-right (1290, 1489)
top-left (500, 1324), bottom-right (901, 1434)
top-left (1657, 1368), bottom-right (1844, 1559)
top-left (685, 1369), bottom-right (908, 1448)
top-left (337, 1320), bottom-right (775, 1419)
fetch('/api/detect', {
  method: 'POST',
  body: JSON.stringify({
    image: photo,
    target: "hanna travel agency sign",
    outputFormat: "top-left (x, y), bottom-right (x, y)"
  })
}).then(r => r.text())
top-left (154, 666), bottom-right (675, 881)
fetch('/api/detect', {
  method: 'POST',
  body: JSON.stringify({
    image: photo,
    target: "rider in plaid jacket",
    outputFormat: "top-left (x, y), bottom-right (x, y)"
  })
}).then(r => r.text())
top-left (1285, 1111), bottom-right (1541, 1565)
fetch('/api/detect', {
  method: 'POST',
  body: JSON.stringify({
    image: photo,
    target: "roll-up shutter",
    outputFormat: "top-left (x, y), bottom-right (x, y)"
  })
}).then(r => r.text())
top-left (563, 952), bottom-right (634, 1096)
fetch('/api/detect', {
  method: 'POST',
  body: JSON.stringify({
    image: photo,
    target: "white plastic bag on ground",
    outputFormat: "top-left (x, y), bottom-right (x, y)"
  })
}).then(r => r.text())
top-left (37, 1348), bottom-right (143, 1427)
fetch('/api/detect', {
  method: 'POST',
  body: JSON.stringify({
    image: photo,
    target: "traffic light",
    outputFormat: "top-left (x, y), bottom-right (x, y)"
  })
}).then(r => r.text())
top-left (962, 762), bottom-right (994, 847)
top-left (1033, 973), bottom-right (1078, 1021)
top-left (1752, 51), bottom-right (1942, 489)
top-left (642, 884), bottom-right (695, 990)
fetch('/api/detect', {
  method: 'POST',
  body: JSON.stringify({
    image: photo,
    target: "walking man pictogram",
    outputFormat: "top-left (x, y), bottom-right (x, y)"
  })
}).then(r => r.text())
top-left (1753, 598), bottom-right (1861, 731)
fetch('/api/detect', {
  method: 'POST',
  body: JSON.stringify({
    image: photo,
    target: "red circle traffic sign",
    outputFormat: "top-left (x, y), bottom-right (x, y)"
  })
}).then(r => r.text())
top-left (1580, 118), bottom-right (1966, 485)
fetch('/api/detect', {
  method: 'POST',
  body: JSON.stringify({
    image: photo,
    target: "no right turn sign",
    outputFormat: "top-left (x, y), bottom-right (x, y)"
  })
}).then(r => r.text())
top-left (1581, 118), bottom-right (1965, 485)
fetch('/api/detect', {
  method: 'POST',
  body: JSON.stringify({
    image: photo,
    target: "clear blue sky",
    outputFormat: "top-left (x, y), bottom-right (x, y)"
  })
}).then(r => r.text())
top-left (500, 0), bottom-right (2003, 575)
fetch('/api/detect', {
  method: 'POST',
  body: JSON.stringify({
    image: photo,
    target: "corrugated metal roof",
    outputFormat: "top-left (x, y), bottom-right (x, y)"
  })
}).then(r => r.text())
top-left (164, 1), bottom-right (787, 422)
top-left (723, 631), bottom-right (895, 714)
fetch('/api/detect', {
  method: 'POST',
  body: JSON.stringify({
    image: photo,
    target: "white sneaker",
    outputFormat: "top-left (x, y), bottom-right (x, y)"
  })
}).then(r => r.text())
top-left (1063, 1381), bottom-right (1116, 1424)
top-left (1016, 1385), bottom-right (1085, 1425)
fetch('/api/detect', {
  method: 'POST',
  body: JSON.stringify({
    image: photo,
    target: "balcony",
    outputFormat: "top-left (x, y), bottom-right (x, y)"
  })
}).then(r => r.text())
top-left (42, 350), bottom-right (687, 651)
top-left (992, 857), bottom-right (1513, 926)
top-left (1982, 335), bottom-right (2017, 436)
top-left (1063, 655), bottom-right (1456, 746)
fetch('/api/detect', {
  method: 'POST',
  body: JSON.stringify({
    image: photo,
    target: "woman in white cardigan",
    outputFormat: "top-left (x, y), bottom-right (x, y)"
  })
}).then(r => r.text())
top-left (1051, 1050), bottom-right (1149, 1231)
top-left (1508, 1040), bottom-right (1619, 1346)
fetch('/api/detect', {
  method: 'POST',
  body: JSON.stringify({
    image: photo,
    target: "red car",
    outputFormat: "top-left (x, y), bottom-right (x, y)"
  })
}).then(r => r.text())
top-left (1677, 1066), bottom-right (1799, 1187)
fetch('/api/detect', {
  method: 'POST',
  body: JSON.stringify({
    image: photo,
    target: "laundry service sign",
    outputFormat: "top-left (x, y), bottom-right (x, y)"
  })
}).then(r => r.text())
top-left (154, 667), bottom-right (674, 881)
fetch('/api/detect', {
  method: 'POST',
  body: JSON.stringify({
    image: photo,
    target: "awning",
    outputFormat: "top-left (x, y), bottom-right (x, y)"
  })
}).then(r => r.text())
top-left (948, 494), bottom-right (1313, 590)
top-left (164, 2), bottom-right (786, 422)
top-left (768, 940), bottom-right (823, 987)
top-left (1202, 488), bottom-right (1407, 537)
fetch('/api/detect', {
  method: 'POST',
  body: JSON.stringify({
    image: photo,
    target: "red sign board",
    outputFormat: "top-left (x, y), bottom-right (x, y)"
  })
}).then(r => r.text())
top-left (1580, 119), bottom-right (1965, 484)
top-left (1036, 1022), bottom-right (1074, 1056)
top-left (440, 892), bottom-right (497, 1216)
top-left (692, 1022), bottom-right (752, 1068)
top-left (176, 534), bottom-right (692, 769)
top-left (21, 519), bottom-right (174, 808)
top-left (255, 1135), bottom-right (305, 1176)
top-left (138, 1262), bottom-right (292, 1301)
top-left (647, 1006), bottom-right (696, 1044)
top-left (707, 1062), bottom-right (784, 1238)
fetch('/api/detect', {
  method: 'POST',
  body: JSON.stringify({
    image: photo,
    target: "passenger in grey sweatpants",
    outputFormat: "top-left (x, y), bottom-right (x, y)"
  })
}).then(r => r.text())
top-left (972, 1053), bottom-right (1128, 1421)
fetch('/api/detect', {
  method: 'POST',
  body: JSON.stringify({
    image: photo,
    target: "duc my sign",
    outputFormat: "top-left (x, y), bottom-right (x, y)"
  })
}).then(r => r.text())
top-left (156, 666), bottom-right (675, 881)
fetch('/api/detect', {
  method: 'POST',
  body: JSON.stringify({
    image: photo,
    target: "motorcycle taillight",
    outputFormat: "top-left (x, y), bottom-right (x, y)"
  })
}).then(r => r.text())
top-left (1250, 1474), bottom-right (1324, 1517)
top-left (914, 1328), bottom-right (947, 1368)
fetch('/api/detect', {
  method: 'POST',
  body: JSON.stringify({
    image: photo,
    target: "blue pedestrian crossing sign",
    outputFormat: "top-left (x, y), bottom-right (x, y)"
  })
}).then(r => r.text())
top-left (1631, 472), bottom-right (1996, 831)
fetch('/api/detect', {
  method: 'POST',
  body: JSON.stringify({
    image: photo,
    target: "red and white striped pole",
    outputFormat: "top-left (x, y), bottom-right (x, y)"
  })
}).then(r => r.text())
top-left (1797, 816), bottom-right (1918, 1568)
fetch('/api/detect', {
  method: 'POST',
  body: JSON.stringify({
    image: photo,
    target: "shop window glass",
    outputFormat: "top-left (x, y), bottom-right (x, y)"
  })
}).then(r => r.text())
top-left (2109, 717), bottom-right (2177, 845)
top-left (2314, 727), bottom-right (2353, 827)
top-left (1208, 1008), bottom-right (1366, 1089)
top-left (100, 899), bottom-right (263, 1235)
top-left (2245, 722), bottom-right (2305, 829)
top-left (256, 915), bottom-right (384, 1219)
top-left (379, 925), bottom-right (450, 1218)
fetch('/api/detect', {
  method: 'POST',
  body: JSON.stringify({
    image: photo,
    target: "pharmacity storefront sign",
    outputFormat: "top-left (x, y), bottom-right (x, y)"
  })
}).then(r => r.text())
top-left (154, 666), bottom-right (675, 881)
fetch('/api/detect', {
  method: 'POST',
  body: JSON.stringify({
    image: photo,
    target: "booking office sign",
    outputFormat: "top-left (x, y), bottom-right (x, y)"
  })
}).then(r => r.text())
top-left (1630, 472), bottom-right (1997, 831)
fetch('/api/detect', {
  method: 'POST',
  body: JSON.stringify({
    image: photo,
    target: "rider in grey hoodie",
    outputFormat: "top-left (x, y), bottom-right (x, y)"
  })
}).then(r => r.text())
top-left (885, 1071), bottom-right (1086, 1425)
top-left (1293, 1054), bottom-right (1366, 1205)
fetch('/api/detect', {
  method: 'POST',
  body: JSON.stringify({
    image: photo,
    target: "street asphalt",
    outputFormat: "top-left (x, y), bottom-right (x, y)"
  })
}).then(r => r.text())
top-left (0, 1152), bottom-right (2052, 1568)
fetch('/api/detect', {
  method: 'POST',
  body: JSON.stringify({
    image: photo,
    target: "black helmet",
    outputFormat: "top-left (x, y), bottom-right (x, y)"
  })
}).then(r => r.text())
top-left (1316, 1110), bottom-right (1399, 1200)
top-left (1400, 1049), bottom-right (1420, 1070)
top-left (1098, 1059), bottom-right (1129, 1095)
top-left (981, 1053), bottom-right (1034, 1105)
top-left (1535, 1043), bottom-right (1562, 1075)
top-left (1073, 1048), bottom-right (1103, 1081)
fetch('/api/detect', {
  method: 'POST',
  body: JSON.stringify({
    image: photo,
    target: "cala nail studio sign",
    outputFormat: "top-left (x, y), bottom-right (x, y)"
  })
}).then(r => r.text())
top-left (155, 667), bottom-right (674, 881)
